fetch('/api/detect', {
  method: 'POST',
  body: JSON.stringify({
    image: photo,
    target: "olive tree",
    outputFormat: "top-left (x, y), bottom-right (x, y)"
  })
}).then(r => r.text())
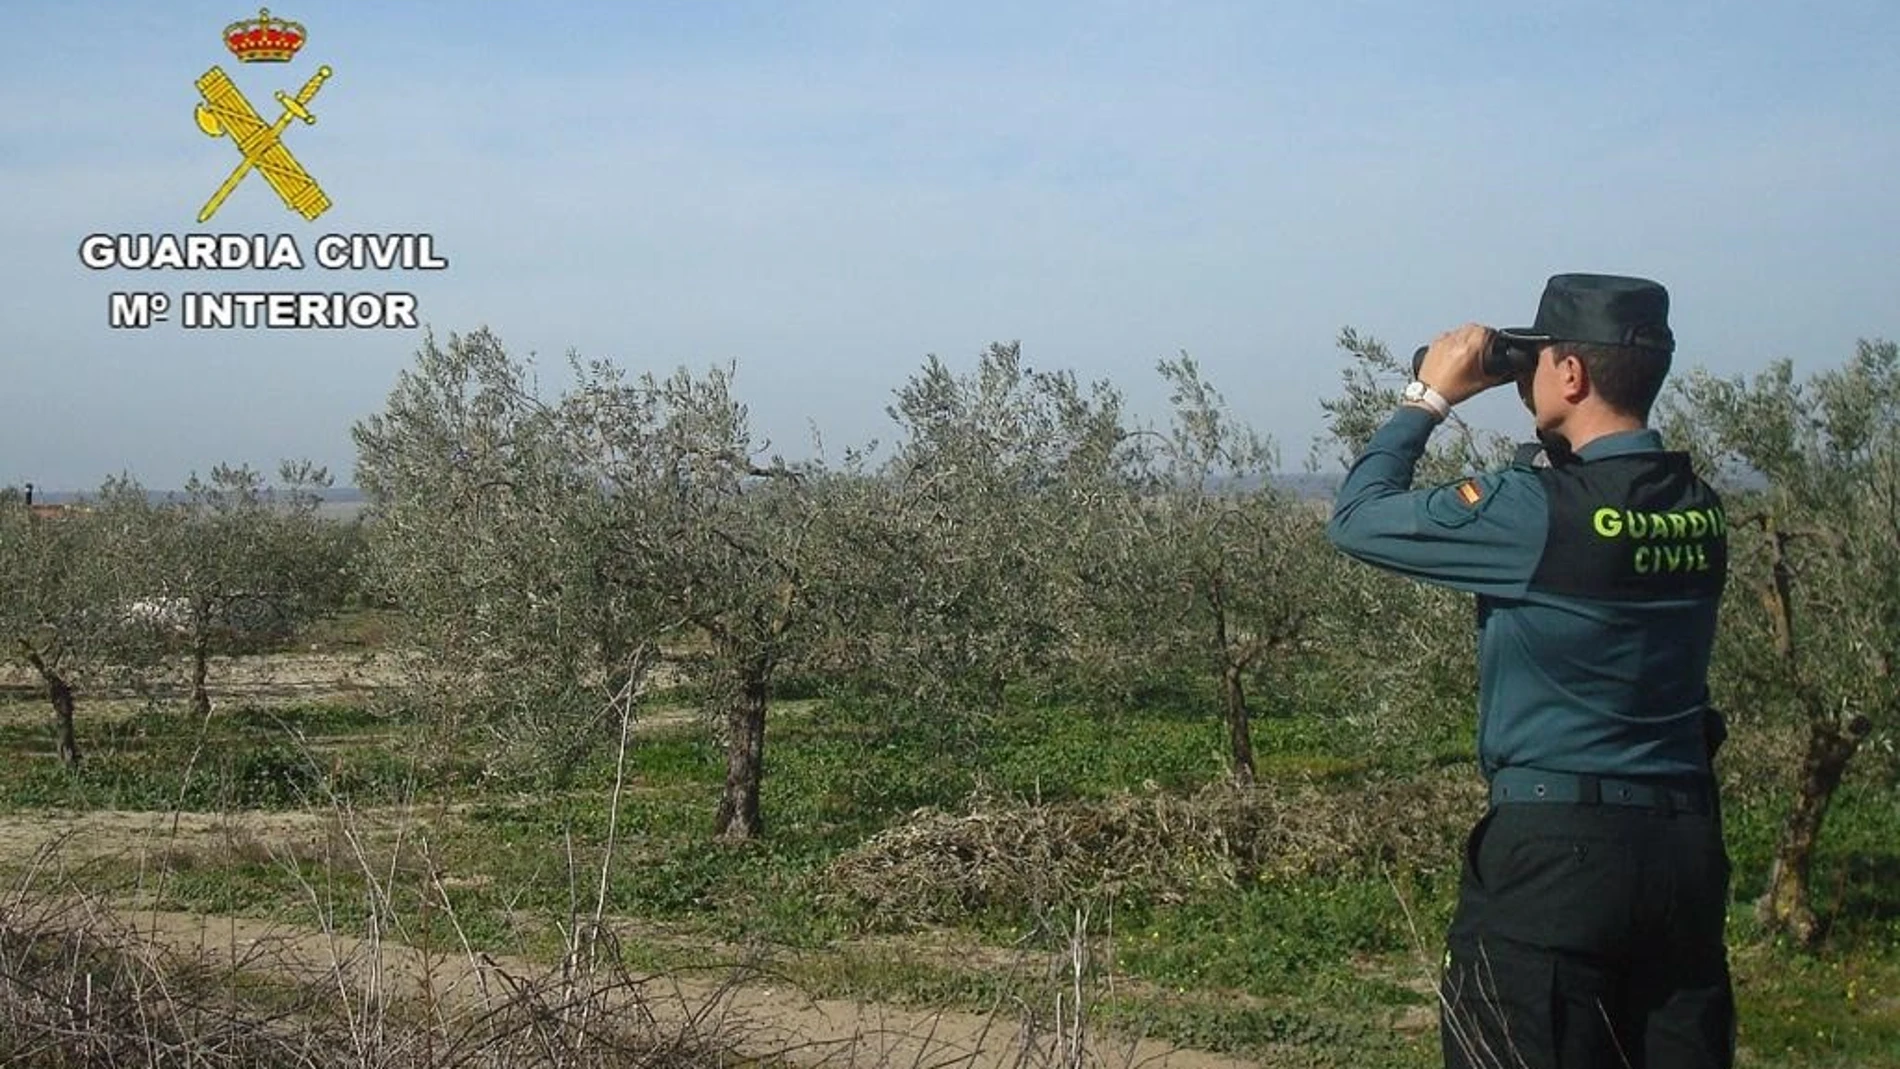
top-left (1118, 355), bottom-right (1328, 784)
top-left (1663, 340), bottom-right (1900, 945)
top-left (834, 343), bottom-right (1137, 718)
top-left (151, 462), bottom-right (350, 717)
top-left (354, 329), bottom-right (827, 839)
top-left (565, 360), bottom-right (822, 840)
top-left (354, 330), bottom-right (669, 775)
top-left (828, 346), bottom-right (1336, 789)
top-left (0, 479), bottom-right (165, 765)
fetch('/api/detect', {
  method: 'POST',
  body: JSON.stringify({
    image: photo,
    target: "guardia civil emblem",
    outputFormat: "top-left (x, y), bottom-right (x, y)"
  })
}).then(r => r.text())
top-left (193, 8), bottom-right (333, 222)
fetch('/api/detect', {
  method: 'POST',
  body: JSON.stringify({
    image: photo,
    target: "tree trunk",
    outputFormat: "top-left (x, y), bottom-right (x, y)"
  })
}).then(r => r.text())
top-left (190, 630), bottom-right (212, 719)
top-left (1756, 714), bottom-right (1871, 945)
top-left (1207, 577), bottom-right (1256, 786)
top-left (49, 673), bottom-right (79, 768)
top-left (714, 660), bottom-right (770, 840)
top-left (20, 645), bottom-right (81, 767)
top-left (1221, 661), bottom-right (1256, 786)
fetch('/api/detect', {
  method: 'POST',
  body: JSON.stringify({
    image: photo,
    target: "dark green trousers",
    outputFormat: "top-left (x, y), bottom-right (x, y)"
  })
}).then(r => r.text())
top-left (1441, 800), bottom-right (1735, 1069)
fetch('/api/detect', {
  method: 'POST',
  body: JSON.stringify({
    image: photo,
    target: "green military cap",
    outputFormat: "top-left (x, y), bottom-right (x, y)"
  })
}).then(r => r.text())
top-left (1498, 274), bottom-right (1675, 354)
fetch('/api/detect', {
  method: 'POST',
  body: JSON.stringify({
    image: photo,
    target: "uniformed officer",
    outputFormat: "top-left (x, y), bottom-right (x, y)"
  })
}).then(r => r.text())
top-left (1326, 274), bottom-right (1734, 1068)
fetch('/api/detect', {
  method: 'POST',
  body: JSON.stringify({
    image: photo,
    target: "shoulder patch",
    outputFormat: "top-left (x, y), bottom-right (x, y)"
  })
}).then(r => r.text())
top-left (1421, 472), bottom-right (1513, 529)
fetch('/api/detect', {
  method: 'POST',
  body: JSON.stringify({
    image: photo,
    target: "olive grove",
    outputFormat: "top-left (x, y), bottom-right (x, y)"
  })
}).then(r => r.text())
top-left (346, 325), bottom-right (1900, 952)
top-left (0, 467), bottom-right (346, 764)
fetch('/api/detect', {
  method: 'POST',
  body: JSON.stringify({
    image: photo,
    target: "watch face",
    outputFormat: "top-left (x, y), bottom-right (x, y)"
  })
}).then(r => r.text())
top-left (1403, 382), bottom-right (1426, 401)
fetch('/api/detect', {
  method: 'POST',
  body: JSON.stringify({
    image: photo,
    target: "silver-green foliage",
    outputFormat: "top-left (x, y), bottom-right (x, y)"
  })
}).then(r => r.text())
top-left (154, 461), bottom-right (351, 714)
top-left (1664, 339), bottom-right (1900, 943)
top-left (0, 478), bottom-right (170, 763)
top-left (842, 341), bottom-right (1139, 713)
top-left (352, 329), bottom-right (664, 772)
top-left (1112, 356), bottom-right (1328, 781)
top-left (353, 329), bottom-right (821, 833)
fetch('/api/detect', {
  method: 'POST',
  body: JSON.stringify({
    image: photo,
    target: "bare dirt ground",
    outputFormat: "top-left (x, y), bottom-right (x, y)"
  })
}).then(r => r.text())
top-left (0, 650), bottom-right (1267, 1069)
top-left (0, 808), bottom-right (336, 869)
top-left (0, 649), bottom-right (701, 734)
top-left (106, 906), bottom-right (1261, 1069)
top-left (0, 650), bottom-right (410, 721)
top-left (0, 805), bottom-right (1265, 1068)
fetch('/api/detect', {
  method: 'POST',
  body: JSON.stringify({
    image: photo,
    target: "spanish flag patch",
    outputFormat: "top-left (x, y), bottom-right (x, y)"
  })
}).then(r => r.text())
top-left (1456, 479), bottom-right (1483, 507)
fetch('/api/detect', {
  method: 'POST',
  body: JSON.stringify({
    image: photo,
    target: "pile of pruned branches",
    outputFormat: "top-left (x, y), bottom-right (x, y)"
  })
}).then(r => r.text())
top-left (820, 771), bottom-right (1483, 928)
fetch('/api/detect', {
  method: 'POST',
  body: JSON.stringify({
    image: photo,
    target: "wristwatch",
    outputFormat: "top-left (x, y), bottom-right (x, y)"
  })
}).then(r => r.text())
top-left (1402, 380), bottom-right (1451, 420)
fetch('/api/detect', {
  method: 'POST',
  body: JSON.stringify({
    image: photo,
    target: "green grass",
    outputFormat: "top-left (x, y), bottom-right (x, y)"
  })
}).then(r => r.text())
top-left (1731, 945), bottom-right (1900, 1067)
top-left (0, 676), bottom-right (1893, 1068)
top-left (0, 699), bottom-right (424, 811)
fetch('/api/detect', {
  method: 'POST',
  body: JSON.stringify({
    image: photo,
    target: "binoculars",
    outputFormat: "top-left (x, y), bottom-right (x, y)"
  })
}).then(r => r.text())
top-left (1412, 335), bottom-right (1540, 380)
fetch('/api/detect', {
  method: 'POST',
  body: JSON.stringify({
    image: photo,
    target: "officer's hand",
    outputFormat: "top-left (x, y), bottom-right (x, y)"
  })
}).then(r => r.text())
top-left (1417, 323), bottom-right (1507, 406)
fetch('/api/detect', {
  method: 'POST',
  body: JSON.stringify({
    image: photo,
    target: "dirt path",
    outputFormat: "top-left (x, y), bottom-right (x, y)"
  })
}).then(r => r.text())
top-left (105, 906), bottom-right (1260, 1069)
top-left (0, 802), bottom-right (1263, 1069)
top-left (1, 647), bottom-right (700, 709)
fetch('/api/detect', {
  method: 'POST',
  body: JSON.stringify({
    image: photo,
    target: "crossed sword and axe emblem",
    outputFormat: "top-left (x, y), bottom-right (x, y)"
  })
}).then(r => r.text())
top-left (193, 64), bottom-right (333, 223)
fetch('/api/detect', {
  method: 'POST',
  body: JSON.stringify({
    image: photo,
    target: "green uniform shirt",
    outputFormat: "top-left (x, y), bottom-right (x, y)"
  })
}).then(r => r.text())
top-left (1327, 407), bottom-right (1725, 781)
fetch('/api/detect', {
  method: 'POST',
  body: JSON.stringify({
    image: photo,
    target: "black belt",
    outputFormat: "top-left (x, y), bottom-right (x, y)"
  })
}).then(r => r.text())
top-left (1490, 768), bottom-right (1711, 815)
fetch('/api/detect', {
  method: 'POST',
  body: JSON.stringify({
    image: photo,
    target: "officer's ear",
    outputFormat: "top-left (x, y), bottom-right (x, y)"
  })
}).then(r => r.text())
top-left (1553, 349), bottom-right (1590, 403)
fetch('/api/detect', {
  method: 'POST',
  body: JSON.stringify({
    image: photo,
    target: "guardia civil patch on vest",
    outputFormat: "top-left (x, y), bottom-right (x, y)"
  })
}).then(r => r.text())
top-left (1528, 453), bottom-right (1727, 599)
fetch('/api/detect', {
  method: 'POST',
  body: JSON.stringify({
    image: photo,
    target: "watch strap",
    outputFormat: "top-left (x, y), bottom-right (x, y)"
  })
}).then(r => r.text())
top-left (1405, 382), bottom-right (1451, 420)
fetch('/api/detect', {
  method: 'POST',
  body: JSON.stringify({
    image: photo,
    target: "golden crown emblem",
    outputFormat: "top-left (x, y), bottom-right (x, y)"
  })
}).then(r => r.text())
top-left (223, 7), bottom-right (306, 63)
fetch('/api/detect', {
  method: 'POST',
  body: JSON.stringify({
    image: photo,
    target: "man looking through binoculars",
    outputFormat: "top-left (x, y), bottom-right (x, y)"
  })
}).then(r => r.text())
top-left (1327, 274), bottom-right (1735, 1069)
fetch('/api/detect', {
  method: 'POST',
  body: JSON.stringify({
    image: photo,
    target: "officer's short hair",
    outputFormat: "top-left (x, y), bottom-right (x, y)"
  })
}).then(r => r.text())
top-left (1552, 342), bottom-right (1672, 420)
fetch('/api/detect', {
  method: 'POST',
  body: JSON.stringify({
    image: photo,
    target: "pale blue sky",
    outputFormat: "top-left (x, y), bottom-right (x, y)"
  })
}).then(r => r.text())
top-left (2, 1), bottom-right (1895, 489)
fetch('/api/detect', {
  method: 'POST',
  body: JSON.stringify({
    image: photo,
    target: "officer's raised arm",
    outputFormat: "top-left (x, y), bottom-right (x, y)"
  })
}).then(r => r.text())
top-left (1324, 324), bottom-right (1539, 597)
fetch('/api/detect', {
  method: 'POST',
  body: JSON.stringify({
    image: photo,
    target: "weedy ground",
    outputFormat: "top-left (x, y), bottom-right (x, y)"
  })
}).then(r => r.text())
top-left (0, 624), bottom-right (1893, 1067)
